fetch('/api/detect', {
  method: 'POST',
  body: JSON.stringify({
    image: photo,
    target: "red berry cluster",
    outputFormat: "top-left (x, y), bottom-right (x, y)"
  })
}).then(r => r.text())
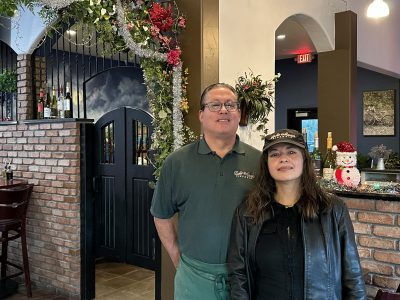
top-left (336, 141), bottom-right (356, 152)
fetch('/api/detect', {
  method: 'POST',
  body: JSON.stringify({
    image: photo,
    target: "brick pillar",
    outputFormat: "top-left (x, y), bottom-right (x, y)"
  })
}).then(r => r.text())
top-left (34, 56), bottom-right (46, 99)
top-left (17, 54), bottom-right (33, 120)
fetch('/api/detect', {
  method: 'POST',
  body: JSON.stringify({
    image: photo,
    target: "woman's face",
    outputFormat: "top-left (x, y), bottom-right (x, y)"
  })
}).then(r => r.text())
top-left (267, 143), bottom-right (304, 184)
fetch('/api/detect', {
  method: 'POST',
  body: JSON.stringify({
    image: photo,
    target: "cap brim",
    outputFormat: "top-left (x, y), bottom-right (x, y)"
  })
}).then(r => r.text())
top-left (263, 139), bottom-right (306, 152)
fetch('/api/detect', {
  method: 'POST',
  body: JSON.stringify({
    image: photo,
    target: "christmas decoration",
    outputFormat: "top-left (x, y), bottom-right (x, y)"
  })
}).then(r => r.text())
top-left (334, 141), bottom-right (360, 188)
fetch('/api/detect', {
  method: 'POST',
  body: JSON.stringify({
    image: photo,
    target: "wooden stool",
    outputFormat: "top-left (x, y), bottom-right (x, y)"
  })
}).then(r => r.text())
top-left (0, 184), bottom-right (34, 297)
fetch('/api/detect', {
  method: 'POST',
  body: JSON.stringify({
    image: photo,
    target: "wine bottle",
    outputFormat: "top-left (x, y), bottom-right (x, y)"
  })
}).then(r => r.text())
top-left (302, 128), bottom-right (308, 150)
top-left (323, 132), bottom-right (336, 180)
top-left (44, 87), bottom-right (51, 119)
top-left (51, 86), bottom-right (58, 118)
top-left (311, 131), bottom-right (322, 178)
top-left (64, 82), bottom-right (72, 118)
top-left (37, 88), bottom-right (44, 119)
top-left (58, 85), bottom-right (65, 118)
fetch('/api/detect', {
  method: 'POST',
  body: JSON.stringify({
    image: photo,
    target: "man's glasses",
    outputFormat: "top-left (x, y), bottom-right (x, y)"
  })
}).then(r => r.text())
top-left (202, 101), bottom-right (240, 112)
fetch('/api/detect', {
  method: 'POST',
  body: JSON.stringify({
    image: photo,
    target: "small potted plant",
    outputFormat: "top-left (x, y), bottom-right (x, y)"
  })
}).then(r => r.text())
top-left (368, 144), bottom-right (392, 170)
top-left (235, 70), bottom-right (280, 135)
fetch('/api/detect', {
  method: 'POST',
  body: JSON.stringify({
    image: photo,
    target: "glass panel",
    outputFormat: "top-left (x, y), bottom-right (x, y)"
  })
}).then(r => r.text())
top-left (134, 121), bottom-right (149, 166)
top-left (302, 119), bottom-right (318, 152)
top-left (1, 93), bottom-right (16, 121)
top-left (101, 122), bottom-right (115, 164)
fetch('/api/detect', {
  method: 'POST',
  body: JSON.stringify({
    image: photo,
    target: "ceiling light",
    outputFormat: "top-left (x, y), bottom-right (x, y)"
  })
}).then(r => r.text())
top-left (277, 35), bottom-right (286, 40)
top-left (367, 0), bottom-right (389, 18)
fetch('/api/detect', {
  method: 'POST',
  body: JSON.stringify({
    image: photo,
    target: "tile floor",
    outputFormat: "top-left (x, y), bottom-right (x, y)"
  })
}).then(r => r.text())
top-left (5, 262), bottom-right (155, 299)
top-left (95, 262), bottom-right (155, 300)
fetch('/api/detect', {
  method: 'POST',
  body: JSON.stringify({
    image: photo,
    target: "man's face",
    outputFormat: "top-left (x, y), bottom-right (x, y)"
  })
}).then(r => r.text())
top-left (199, 87), bottom-right (241, 140)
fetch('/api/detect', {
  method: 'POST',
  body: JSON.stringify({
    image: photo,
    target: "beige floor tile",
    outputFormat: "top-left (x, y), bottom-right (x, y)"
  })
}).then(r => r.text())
top-left (99, 276), bottom-right (139, 290)
top-left (124, 269), bottom-right (154, 281)
top-left (96, 271), bottom-right (120, 283)
top-left (123, 277), bottom-right (155, 295)
top-left (96, 290), bottom-right (141, 300)
top-left (96, 263), bottom-right (139, 275)
top-left (141, 289), bottom-right (155, 298)
top-left (95, 283), bottom-right (118, 298)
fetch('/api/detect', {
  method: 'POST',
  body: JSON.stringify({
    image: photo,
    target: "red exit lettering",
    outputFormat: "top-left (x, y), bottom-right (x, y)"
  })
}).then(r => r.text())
top-left (296, 53), bottom-right (312, 64)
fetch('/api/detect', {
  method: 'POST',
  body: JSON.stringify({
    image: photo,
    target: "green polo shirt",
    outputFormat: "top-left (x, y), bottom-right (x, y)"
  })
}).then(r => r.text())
top-left (150, 136), bottom-right (261, 264)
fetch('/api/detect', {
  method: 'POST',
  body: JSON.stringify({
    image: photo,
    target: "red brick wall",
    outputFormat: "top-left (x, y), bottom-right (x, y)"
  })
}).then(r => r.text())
top-left (0, 121), bottom-right (81, 297)
top-left (344, 197), bottom-right (400, 298)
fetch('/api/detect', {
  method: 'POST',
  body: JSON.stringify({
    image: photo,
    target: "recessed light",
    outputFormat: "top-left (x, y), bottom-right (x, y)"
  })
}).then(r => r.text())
top-left (277, 35), bottom-right (286, 40)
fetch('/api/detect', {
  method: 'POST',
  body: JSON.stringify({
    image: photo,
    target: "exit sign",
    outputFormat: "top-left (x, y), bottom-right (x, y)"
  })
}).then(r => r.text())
top-left (296, 53), bottom-right (313, 64)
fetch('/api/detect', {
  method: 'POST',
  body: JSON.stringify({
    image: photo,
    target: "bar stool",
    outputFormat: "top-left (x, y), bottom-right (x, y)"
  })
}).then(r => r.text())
top-left (0, 184), bottom-right (34, 297)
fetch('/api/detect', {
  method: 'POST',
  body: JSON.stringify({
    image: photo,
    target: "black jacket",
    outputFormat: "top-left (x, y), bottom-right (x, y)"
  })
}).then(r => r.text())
top-left (227, 195), bottom-right (367, 300)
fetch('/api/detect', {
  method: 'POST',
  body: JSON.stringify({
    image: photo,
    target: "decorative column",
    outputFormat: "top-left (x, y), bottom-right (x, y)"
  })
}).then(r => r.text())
top-left (16, 54), bottom-right (34, 120)
top-left (318, 11), bottom-right (357, 152)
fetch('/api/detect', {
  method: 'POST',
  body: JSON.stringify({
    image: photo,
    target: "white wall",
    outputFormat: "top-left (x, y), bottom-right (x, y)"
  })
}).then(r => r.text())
top-left (219, 0), bottom-right (345, 149)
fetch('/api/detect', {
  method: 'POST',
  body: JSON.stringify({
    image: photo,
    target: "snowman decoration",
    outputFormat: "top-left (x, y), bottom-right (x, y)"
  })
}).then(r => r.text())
top-left (334, 141), bottom-right (360, 188)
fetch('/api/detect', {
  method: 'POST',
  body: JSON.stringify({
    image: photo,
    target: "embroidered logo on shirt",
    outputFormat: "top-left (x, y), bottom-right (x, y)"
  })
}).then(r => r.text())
top-left (234, 170), bottom-right (255, 180)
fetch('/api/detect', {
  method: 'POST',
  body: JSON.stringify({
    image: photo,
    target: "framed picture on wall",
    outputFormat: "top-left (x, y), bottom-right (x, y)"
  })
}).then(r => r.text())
top-left (363, 89), bottom-right (396, 136)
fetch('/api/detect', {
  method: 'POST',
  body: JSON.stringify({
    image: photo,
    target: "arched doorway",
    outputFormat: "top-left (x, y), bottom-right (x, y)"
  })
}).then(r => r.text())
top-left (274, 14), bottom-right (330, 150)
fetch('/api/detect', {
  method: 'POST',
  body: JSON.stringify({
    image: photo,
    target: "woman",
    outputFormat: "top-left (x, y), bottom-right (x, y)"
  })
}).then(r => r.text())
top-left (228, 129), bottom-right (366, 299)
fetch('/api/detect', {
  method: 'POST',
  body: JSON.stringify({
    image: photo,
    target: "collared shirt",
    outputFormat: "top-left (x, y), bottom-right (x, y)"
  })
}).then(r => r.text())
top-left (255, 201), bottom-right (304, 300)
top-left (150, 136), bottom-right (261, 263)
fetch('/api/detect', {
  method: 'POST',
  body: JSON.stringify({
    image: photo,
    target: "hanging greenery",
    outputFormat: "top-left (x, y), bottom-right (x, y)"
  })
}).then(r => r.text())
top-left (235, 70), bottom-right (280, 137)
top-left (0, 0), bottom-right (38, 17)
top-left (0, 69), bottom-right (17, 93)
top-left (0, 0), bottom-right (196, 179)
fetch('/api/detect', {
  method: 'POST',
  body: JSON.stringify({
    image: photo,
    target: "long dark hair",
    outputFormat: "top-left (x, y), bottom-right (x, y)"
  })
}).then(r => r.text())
top-left (245, 146), bottom-right (332, 224)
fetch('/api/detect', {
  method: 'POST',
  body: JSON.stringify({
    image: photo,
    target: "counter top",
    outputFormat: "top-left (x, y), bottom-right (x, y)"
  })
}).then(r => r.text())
top-left (328, 189), bottom-right (400, 201)
top-left (319, 179), bottom-right (400, 201)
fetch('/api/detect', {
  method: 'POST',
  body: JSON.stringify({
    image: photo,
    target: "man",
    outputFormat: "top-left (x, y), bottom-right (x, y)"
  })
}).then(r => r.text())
top-left (150, 83), bottom-right (261, 299)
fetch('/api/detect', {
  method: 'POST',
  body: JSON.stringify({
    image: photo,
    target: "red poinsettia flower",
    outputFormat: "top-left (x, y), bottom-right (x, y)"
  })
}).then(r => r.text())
top-left (149, 3), bottom-right (174, 32)
top-left (167, 48), bottom-right (181, 66)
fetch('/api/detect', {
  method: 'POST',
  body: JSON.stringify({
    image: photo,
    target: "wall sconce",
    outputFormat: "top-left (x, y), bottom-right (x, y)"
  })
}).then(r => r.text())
top-left (367, 0), bottom-right (390, 18)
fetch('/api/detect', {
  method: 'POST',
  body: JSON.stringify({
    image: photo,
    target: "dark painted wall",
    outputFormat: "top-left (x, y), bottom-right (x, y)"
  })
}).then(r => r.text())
top-left (275, 57), bottom-right (318, 129)
top-left (275, 57), bottom-right (400, 155)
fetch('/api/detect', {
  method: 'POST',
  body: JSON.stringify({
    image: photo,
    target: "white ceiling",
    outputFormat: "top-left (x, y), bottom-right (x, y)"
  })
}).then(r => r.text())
top-left (275, 18), bottom-right (317, 60)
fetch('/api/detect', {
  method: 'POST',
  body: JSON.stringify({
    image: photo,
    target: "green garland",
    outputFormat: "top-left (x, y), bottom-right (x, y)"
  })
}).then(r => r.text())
top-left (141, 58), bottom-right (174, 178)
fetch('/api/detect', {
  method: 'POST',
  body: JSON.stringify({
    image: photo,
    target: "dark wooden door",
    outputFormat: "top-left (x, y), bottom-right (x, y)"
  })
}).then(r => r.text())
top-left (94, 107), bottom-right (158, 270)
top-left (125, 108), bottom-right (158, 270)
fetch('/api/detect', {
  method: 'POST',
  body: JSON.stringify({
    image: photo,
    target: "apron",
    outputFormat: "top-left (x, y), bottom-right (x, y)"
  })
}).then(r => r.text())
top-left (174, 254), bottom-right (230, 300)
